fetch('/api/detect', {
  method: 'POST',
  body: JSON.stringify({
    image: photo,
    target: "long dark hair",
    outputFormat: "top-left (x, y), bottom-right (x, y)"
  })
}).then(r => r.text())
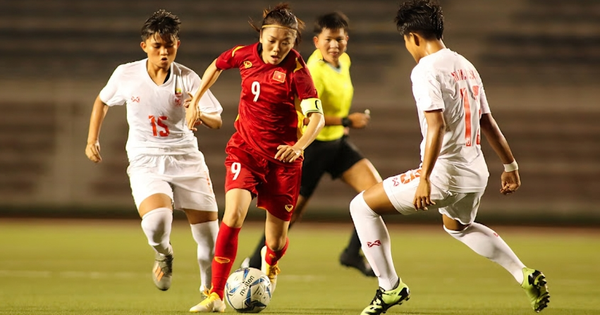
top-left (249, 3), bottom-right (305, 46)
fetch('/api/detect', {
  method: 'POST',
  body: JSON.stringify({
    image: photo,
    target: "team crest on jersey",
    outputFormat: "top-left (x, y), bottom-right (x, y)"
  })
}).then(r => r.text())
top-left (174, 76), bottom-right (183, 96)
top-left (285, 204), bottom-right (294, 212)
top-left (243, 60), bottom-right (252, 69)
top-left (273, 70), bottom-right (286, 83)
top-left (174, 96), bottom-right (182, 107)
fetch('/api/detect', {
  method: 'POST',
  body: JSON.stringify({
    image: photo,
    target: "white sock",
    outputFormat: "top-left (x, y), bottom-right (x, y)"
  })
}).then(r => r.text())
top-left (444, 222), bottom-right (526, 283)
top-left (141, 208), bottom-right (173, 256)
top-left (350, 192), bottom-right (399, 290)
top-left (190, 220), bottom-right (219, 291)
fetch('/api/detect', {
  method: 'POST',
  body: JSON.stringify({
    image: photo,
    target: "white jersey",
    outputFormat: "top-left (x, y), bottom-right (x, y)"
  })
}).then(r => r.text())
top-left (100, 59), bottom-right (222, 160)
top-left (410, 48), bottom-right (490, 192)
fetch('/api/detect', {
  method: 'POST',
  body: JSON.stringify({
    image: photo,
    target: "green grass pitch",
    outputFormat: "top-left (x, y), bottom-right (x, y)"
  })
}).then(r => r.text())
top-left (0, 219), bottom-right (599, 314)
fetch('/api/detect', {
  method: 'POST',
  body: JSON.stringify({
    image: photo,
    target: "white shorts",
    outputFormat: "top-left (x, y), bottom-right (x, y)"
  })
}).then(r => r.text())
top-left (127, 151), bottom-right (218, 212)
top-left (382, 169), bottom-right (484, 225)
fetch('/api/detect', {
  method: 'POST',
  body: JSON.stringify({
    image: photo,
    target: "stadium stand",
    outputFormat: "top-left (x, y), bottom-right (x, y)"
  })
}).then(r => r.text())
top-left (0, 0), bottom-right (598, 222)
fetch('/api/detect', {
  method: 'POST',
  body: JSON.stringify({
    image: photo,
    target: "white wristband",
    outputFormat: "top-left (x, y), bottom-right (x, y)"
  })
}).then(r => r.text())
top-left (503, 160), bottom-right (518, 172)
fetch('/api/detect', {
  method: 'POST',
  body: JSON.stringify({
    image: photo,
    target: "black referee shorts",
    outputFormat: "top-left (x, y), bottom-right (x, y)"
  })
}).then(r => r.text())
top-left (299, 136), bottom-right (364, 198)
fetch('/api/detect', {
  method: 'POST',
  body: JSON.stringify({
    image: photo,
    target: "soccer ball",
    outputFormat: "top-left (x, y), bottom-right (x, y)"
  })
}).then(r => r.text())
top-left (225, 267), bottom-right (272, 313)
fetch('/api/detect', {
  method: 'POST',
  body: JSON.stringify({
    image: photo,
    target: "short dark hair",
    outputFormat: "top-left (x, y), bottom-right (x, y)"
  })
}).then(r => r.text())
top-left (141, 9), bottom-right (181, 42)
top-left (394, 0), bottom-right (444, 40)
top-left (313, 12), bottom-right (350, 35)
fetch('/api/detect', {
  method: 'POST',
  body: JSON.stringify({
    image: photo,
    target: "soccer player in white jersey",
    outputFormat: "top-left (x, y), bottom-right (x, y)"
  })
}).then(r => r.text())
top-left (349, 1), bottom-right (550, 314)
top-left (85, 9), bottom-right (222, 304)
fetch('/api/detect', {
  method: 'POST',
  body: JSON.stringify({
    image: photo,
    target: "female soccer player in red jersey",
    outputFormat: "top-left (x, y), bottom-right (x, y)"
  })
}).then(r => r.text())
top-left (187, 3), bottom-right (324, 312)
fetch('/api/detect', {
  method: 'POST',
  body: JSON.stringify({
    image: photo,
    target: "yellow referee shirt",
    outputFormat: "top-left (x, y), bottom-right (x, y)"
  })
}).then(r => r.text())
top-left (306, 49), bottom-right (354, 141)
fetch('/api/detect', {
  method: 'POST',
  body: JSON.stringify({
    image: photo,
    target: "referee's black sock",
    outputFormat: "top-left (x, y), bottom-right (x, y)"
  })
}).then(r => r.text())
top-left (248, 233), bottom-right (266, 269)
top-left (344, 228), bottom-right (362, 256)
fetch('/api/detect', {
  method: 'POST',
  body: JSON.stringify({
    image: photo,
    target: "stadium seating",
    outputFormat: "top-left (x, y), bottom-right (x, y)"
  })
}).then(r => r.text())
top-left (0, 102), bottom-right (56, 196)
top-left (1, 0), bottom-right (598, 222)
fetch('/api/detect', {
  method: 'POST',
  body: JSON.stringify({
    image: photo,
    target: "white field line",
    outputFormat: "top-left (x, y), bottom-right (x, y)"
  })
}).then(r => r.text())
top-left (0, 270), bottom-right (144, 279)
top-left (0, 270), bottom-right (321, 281)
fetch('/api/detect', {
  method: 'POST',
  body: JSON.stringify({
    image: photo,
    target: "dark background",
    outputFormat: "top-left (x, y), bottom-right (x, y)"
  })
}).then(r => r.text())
top-left (1, 0), bottom-right (598, 226)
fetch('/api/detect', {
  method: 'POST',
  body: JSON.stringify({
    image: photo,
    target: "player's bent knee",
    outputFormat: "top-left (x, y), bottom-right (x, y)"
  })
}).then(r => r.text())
top-left (138, 193), bottom-right (173, 217)
top-left (222, 210), bottom-right (247, 228)
top-left (442, 214), bottom-right (469, 232)
top-left (349, 193), bottom-right (371, 218)
top-left (184, 209), bottom-right (218, 224)
top-left (443, 223), bottom-right (469, 234)
top-left (266, 237), bottom-right (287, 251)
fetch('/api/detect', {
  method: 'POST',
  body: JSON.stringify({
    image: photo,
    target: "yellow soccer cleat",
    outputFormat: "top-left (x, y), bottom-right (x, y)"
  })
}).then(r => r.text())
top-left (360, 281), bottom-right (410, 315)
top-left (189, 292), bottom-right (226, 313)
top-left (261, 246), bottom-right (280, 292)
top-left (521, 268), bottom-right (550, 312)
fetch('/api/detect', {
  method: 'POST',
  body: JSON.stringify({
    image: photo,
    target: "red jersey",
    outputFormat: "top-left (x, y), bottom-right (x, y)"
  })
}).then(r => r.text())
top-left (215, 43), bottom-right (318, 161)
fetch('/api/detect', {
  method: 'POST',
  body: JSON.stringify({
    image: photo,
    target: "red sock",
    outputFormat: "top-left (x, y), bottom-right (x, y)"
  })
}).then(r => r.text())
top-left (265, 238), bottom-right (289, 266)
top-left (210, 223), bottom-right (240, 299)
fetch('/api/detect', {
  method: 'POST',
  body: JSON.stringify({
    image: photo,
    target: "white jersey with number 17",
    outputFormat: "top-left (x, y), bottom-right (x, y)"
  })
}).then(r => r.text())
top-left (411, 48), bottom-right (490, 193)
top-left (99, 59), bottom-right (222, 160)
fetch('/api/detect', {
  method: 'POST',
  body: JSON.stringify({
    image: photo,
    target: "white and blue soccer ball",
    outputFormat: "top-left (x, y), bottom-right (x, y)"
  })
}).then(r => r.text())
top-left (225, 267), bottom-right (272, 313)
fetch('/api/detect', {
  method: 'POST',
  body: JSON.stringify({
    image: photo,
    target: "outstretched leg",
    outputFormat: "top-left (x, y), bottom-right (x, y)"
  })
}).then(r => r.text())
top-left (443, 217), bottom-right (526, 282)
top-left (443, 215), bottom-right (549, 312)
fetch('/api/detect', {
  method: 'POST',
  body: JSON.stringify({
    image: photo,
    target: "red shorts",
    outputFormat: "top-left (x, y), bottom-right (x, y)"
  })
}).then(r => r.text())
top-left (224, 140), bottom-right (302, 221)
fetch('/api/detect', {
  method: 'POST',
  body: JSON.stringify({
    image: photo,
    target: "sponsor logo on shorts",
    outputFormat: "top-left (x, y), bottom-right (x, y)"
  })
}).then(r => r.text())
top-left (285, 204), bottom-right (294, 212)
top-left (367, 240), bottom-right (381, 248)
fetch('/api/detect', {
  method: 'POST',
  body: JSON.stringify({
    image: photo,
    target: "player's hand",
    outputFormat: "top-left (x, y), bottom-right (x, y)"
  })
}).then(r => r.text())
top-left (85, 141), bottom-right (102, 163)
top-left (275, 145), bottom-right (302, 163)
top-left (500, 170), bottom-right (521, 195)
top-left (185, 92), bottom-right (202, 131)
top-left (413, 178), bottom-right (434, 210)
top-left (348, 109), bottom-right (371, 129)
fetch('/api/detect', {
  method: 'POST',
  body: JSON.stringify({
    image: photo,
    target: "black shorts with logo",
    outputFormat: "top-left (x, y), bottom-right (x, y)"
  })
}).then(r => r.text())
top-left (299, 136), bottom-right (364, 198)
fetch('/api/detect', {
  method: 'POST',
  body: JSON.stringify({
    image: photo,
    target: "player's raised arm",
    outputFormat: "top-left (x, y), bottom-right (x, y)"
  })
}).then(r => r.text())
top-left (85, 95), bottom-right (109, 163)
top-left (480, 113), bottom-right (521, 195)
top-left (187, 59), bottom-right (223, 130)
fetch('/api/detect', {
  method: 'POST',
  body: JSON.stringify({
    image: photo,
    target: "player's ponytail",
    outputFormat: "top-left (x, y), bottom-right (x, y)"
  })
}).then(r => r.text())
top-left (249, 3), bottom-right (305, 46)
